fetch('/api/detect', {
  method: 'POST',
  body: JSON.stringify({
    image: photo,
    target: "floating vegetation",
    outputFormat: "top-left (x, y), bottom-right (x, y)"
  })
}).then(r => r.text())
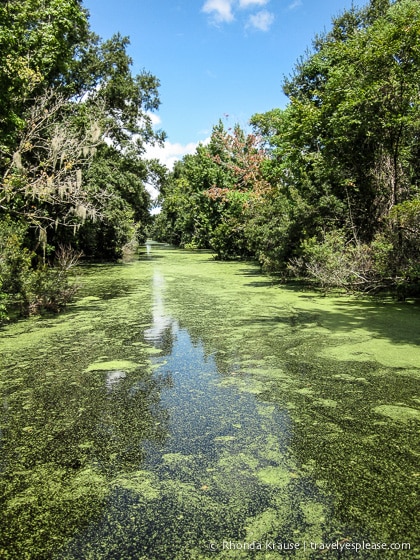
top-left (0, 246), bottom-right (419, 558)
top-left (85, 360), bottom-right (140, 372)
top-left (373, 405), bottom-right (420, 423)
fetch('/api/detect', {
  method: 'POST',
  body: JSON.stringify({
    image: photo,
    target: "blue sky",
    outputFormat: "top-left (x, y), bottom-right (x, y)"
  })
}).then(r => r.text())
top-left (84, 0), bottom-right (359, 167)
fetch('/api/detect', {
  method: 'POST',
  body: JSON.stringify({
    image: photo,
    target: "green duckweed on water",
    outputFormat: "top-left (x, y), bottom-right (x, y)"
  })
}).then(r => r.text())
top-left (0, 244), bottom-right (419, 559)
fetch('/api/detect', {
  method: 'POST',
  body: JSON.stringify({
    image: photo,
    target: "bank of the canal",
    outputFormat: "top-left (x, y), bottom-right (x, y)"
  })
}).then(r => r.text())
top-left (1, 244), bottom-right (419, 558)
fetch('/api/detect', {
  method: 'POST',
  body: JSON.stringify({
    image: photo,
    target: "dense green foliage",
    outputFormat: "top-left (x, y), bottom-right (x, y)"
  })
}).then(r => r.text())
top-left (155, 0), bottom-right (420, 296)
top-left (0, 0), bottom-right (165, 317)
top-left (153, 120), bottom-right (270, 259)
top-left (2, 0), bottom-right (419, 319)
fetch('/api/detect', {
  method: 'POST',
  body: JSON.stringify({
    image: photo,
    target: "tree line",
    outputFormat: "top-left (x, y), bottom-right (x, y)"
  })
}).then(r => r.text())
top-left (0, 0), bottom-right (165, 318)
top-left (153, 0), bottom-right (420, 298)
top-left (1, 0), bottom-right (419, 321)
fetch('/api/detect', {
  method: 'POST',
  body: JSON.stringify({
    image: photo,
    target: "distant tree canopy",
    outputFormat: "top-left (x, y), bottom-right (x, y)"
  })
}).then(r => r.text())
top-left (155, 0), bottom-right (420, 295)
top-left (0, 0), bottom-right (165, 317)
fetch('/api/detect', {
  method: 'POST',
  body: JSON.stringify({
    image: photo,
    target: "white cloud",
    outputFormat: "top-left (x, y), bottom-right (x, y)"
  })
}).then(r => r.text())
top-left (147, 112), bottom-right (162, 127)
top-left (202, 0), bottom-right (234, 23)
top-left (239, 0), bottom-right (268, 8)
top-left (247, 9), bottom-right (274, 31)
top-left (145, 138), bottom-right (210, 171)
top-left (288, 0), bottom-right (302, 9)
top-left (202, 0), bottom-right (275, 30)
top-left (136, 111), bottom-right (162, 133)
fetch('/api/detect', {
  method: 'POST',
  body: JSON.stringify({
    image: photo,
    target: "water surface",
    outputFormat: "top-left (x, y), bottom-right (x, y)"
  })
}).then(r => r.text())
top-left (1, 245), bottom-right (419, 559)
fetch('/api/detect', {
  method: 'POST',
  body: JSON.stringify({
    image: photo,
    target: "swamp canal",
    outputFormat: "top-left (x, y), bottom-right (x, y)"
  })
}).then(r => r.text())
top-left (0, 244), bottom-right (419, 559)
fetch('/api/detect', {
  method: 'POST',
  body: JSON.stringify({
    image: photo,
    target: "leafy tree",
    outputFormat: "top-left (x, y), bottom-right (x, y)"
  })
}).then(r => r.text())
top-left (154, 123), bottom-right (236, 250)
top-left (155, 121), bottom-right (271, 259)
top-left (0, 0), bottom-right (165, 316)
top-left (73, 144), bottom-right (155, 259)
top-left (278, 0), bottom-right (420, 237)
top-left (0, 0), bottom-right (89, 152)
top-left (249, 0), bottom-right (420, 290)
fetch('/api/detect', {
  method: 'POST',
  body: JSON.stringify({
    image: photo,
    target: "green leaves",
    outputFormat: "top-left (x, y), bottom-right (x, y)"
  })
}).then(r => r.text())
top-left (0, 0), bottom-right (166, 313)
top-left (248, 0), bottom-right (420, 288)
top-left (155, 121), bottom-right (270, 259)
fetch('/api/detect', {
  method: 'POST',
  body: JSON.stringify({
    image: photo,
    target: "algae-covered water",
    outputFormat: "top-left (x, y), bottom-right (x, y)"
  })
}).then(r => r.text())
top-left (1, 244), bottom-right (419, 559)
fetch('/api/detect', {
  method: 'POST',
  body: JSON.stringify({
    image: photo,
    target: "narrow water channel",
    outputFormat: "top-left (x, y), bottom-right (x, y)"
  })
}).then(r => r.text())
top-left (1, 244), bottom-right (419, 559)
